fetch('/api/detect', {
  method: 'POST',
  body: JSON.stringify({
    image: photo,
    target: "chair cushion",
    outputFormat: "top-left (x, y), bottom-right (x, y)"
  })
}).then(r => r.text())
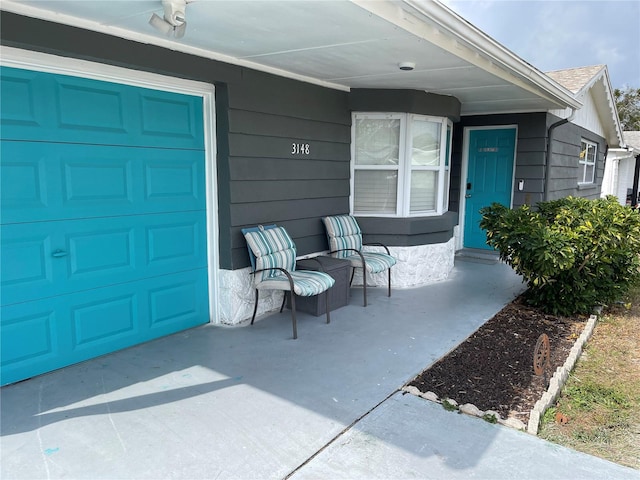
top-left (256, 270), bottom-right (335, 296)
top-left (244, 226), bottom-right (296, 282)
top-left (342, 251), bottom-right (397, 274)
top-left (241, 224), bottom-right (277, 271)
top-left (322, 215), bottom-right (363, 259)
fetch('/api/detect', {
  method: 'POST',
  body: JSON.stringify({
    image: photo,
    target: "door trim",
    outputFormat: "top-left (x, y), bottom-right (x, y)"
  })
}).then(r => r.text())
top-left (1, 46), bottom-right (219, 323)
top-left (458, 125), bottom-right (518, 250)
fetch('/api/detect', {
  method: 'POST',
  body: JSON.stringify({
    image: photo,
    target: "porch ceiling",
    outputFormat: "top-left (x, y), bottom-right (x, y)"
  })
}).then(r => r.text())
top-left (1, 0), bottom-right (580, 116)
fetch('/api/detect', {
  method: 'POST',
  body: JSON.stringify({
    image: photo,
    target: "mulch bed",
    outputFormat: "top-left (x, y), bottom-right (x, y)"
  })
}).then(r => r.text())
top-left (407, 296), bottom-right (588, 423)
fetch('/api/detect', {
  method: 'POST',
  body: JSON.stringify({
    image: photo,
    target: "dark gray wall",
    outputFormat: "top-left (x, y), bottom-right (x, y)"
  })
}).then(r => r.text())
top-left (357, 213), bottom-right (458, 247)
top-left (545, 115), bottom-right (607, 201)
top-left (349, 89), bottom-right (461, 121)
top-left (1, 12), bottom-right (351, 270)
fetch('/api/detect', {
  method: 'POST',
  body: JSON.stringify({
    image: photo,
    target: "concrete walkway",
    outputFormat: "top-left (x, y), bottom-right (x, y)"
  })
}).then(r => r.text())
top-left (2, 260), bottom-right (638, 479)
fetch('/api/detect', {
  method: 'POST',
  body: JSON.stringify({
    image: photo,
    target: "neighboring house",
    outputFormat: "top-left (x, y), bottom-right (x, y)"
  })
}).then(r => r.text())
top-left (0, 1), bottom-right (623, 385)
top-left (603, 131), bottom-right (640, 206)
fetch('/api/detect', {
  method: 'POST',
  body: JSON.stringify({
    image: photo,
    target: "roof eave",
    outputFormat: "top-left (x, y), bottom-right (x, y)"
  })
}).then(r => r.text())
top-left (399, 0), bottom-right (582, 111)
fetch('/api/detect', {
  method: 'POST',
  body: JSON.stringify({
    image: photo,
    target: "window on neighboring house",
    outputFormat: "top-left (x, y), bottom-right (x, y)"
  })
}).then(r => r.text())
top-left (579, 139), bottom-right (597, 184)
top-left (352, 113), bottom-right (452, 217)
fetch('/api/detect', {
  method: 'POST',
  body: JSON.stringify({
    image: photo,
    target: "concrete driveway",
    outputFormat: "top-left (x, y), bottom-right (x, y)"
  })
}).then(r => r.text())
top-left (2, 259), bottom-right (638, 479)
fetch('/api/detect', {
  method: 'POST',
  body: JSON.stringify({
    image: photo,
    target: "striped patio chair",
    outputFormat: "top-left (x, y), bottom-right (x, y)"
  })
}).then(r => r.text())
top-left (242, 225), bottom-right (335, 339)
top-left (322, 215), bottom-right (397, 307)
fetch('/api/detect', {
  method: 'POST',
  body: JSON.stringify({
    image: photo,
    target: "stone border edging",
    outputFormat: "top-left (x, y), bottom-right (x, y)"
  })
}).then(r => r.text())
top-left (401, 313), bottom-right (599, 434)
top-left (526, 313), bottom-right (598, 434)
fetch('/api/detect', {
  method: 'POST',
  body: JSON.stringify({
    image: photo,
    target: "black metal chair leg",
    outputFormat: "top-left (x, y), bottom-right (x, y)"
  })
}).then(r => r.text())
top-left (280, 292), bottom-right (287, 313)
top-left (388, 268), bottom-right (392, 297)
top-left (289, 293), bottom-right (298, 339)
top-left (362, 267), bottom-right (368, 307)
top-left (251, 289), bottom-right (259, 324)
top-left (325, 292), bottom-right (331, 324)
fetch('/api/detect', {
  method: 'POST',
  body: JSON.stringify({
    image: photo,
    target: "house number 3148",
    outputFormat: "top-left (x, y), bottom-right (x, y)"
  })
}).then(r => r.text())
top-left (291, 143), bottom-right (310, 155)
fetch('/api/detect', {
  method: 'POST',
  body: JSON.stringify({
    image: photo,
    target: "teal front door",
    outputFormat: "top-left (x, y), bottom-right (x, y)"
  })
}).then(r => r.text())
top-left (463, 127), bottom-right (516, 250)
top-left (1, 67), bottom-right (210, 385)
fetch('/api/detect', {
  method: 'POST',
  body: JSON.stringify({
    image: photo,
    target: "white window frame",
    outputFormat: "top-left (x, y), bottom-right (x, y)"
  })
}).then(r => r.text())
top-left (351, 112), bottom-right (452, 217)
top-left (579, 139), bottom-right (597, 185)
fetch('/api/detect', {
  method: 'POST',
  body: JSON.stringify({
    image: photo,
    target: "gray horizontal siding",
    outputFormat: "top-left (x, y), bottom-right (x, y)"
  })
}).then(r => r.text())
top-left (230, 157), bottom-right (350, 181)
top-left (356, 213), bottom-right (458, 247)
top-left (229, 110), bottom-right (350, 143)
top-left (546, 118), bottom-right (606, 201)
top-left (227, 69), bottom-right (349, 124)
top-left (231, 179), bottom-right (349, 203)
top-left (349, 89), bottom-right (461, 121)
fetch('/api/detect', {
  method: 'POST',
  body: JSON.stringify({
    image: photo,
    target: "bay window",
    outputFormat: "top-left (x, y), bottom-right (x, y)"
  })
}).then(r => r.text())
top-left (352, 113), bottom-right (452, 217)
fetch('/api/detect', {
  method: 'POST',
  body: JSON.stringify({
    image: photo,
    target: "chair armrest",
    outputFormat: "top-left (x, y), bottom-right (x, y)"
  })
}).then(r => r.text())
top-left (363, 242), bottom-right (391, 255)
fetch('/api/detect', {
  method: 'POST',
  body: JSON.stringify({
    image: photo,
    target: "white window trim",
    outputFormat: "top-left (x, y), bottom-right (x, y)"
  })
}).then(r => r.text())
top-left (350, 112), bottom-right (452, 218)
top-left (1, 46), bottom-right (220, 323)
top-left (579, 138), bottom-right (597, 185)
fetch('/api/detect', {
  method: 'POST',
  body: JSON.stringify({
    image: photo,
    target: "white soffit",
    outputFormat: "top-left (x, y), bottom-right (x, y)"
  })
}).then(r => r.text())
top-left (1, 0), bottom-right (580, 115)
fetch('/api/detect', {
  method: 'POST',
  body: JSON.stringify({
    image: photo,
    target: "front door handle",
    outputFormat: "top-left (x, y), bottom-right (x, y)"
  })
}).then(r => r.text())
top-left (465, 194), bottom-right (472, 198)
top-left (52, 250), bottom-right (69, 258)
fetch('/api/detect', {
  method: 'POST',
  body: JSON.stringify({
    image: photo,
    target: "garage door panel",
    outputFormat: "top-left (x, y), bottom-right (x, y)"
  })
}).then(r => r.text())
top-left (1, 142), bottom-right (205, 224)
top-left (140, 93), bottom-right (201, 141)
top-left (63, 155), bottom-right (133, 205)
top-left (149, 279), bottom-right (201, 327)
top-left (1, 66), bottom-right (204, 150)
top-left (2, 211), bottom-right (206, 306)
top-left (1, 232), bottom-right (54, 293)
top-left (0, 152), bottom-right (50, 211)
top-left (71, 293), bottom-right (139, 349)
top-left (69, 227), bottom-right (135, 276)
top-left (147, 221), bottom-right (199, 264)
top-left (145, 160), bottom-right (199, 200)
top-left (63, 211), bottom-right (207, 283)
top-left (1, 270), bottom-right (208, 385)
top-left (1, 309), bottom-right (58, 369)
top-left (0, 68), bottom-right (48, 129)
top-left (57, 80), bottom-right (129, 135)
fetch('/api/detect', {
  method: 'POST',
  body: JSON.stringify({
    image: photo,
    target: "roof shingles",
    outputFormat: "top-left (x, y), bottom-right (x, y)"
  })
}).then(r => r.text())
top-left (546, 65), bottom-right (605, 93)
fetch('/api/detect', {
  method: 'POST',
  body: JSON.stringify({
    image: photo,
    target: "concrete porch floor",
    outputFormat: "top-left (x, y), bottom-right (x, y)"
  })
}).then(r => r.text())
top-left (2, 260), bottom-right (638, 480)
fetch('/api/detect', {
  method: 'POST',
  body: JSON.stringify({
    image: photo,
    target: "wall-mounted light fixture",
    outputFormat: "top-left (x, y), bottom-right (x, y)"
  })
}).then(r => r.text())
top-left (149, 0), bottom-right (188, 39)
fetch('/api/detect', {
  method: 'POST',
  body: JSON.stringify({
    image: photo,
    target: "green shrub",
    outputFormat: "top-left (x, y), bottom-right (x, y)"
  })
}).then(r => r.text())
top-left (480, 196), bottom-right (640, 316)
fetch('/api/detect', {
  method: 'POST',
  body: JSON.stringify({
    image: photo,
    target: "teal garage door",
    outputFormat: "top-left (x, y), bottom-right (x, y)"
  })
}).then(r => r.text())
top-left (1, 67), bottom-right (210, 385)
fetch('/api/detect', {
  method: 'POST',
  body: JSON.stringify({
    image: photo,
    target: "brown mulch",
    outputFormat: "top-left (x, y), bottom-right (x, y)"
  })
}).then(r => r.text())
top-left (407, 296), bottom-right (588, 423)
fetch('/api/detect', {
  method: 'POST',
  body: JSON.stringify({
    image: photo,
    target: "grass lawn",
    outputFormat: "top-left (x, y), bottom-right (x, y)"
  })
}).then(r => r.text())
top-left (538, 282), bottom-right (640, 469)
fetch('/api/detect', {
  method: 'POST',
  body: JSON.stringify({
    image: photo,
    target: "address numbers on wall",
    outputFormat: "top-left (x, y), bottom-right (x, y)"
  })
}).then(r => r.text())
top-left (291, 143), bottom-right (310, 155)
